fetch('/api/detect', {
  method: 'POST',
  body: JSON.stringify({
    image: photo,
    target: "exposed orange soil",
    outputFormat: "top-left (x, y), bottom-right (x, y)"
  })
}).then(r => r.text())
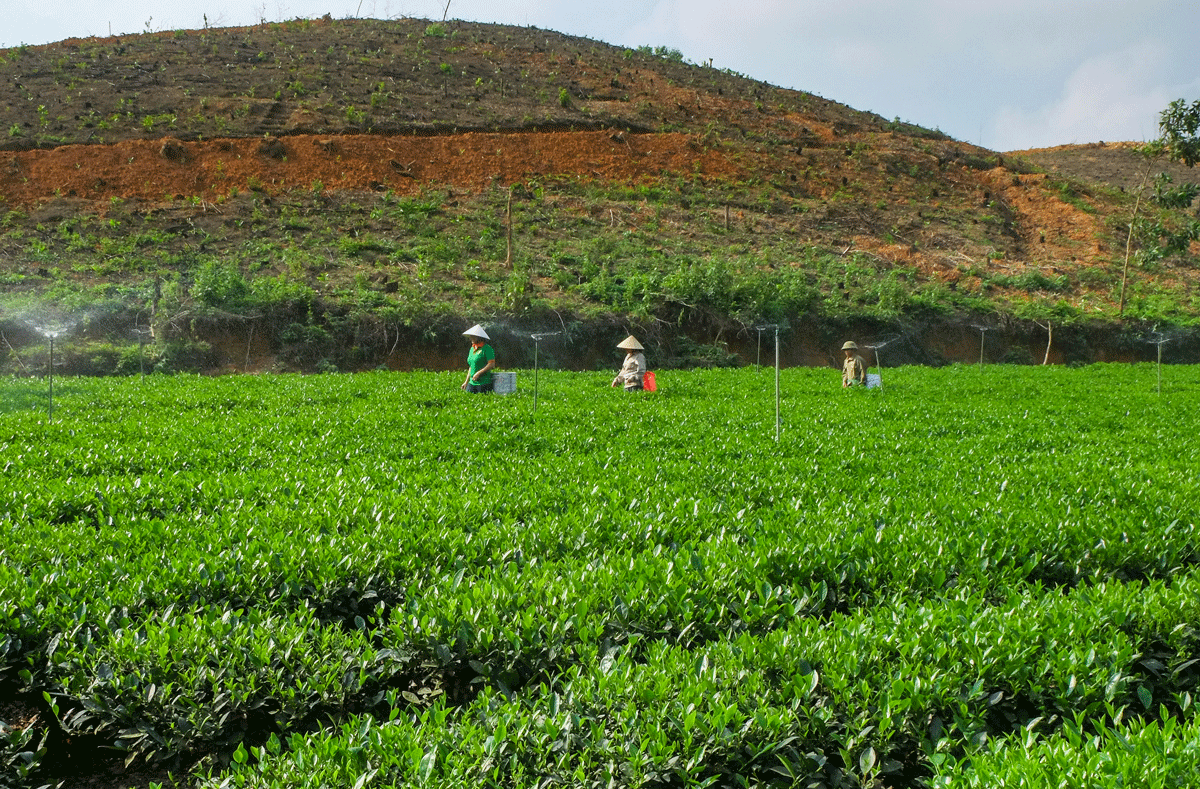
top-left (842, 164), bottom-right (1111, 290)
top-left (979, 168), bottom-right (1109, 259)
top-left (0, 130), bottom-right (741, 208)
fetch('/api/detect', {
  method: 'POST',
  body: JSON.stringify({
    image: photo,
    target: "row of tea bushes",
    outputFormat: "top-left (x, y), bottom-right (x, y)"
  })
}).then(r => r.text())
top-left (192, 573), bottom-right (1200, 788)
top-left (1, 365), bottom-right (1197, 784)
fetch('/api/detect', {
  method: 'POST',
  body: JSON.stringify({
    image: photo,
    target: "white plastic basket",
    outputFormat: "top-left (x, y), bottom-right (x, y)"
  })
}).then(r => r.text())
top-left (493, 371), bottom-right (517, 395)
top-left (867, 373), bottom-right (882, 389)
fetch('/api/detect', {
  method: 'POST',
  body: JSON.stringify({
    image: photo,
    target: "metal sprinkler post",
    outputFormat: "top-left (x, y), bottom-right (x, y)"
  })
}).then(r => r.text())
top-left (863, 334), bottom-right (899, 392)
top-left (30, 318), bottom-right (75, 420)
top-left (43, 327), bottom-right (68, 420)
top-left (134, 324), bottom-right (151, 378)
top-left (866, 344), bottom-right (884, 391)
top-left (47, 333), bottom-right (54, 420)
top-left (1144, 328), bottom-right (1172, 395)
top-left (774, 325), bottom-right (780, 441)
top-left (755, 324), bottom-right (782, 441)
top-left (1158, 342), bottom-right (1163, 395)
top-left (530, 332), bottom-right (562, 410)
top-left (972, 325), bottom-right (991, 371)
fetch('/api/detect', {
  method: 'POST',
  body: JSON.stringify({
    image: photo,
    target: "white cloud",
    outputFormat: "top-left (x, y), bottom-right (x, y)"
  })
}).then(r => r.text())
top-left (606, 0), bottom-right (1200, 149)
top-left (3, 0), bottom-right (1199, 150)
top-left (992, 41), bottom-right (1200, 150)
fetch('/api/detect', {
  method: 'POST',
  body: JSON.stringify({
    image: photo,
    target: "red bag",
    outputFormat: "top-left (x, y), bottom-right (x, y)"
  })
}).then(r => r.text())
top-left (643, 371), bottom-right (657, 392)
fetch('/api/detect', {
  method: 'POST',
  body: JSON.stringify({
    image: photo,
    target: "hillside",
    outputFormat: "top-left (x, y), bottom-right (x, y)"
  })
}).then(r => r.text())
top-left (1012, 141), bottom-right (1200, 194)
top-left (1, 16), bottom-right (1198, 373)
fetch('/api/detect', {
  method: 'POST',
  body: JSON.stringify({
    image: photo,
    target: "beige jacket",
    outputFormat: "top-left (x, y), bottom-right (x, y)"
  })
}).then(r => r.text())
top-left (843, 354), bottom-right (866, 386)
top-left (615, 352), bottom-right (646, 388)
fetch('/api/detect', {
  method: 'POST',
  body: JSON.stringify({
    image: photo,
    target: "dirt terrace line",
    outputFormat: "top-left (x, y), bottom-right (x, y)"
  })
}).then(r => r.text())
top-left (0, 130), bottom-right (742, 208)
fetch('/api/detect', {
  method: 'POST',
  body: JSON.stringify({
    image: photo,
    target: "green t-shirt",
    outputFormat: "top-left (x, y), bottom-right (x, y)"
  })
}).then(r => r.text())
top-left (468, 344), bottom-right (495, 385)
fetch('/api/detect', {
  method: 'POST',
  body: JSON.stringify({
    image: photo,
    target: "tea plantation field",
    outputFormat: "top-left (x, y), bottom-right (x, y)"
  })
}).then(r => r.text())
top-left (2, 364), bottom-right (1200, 788)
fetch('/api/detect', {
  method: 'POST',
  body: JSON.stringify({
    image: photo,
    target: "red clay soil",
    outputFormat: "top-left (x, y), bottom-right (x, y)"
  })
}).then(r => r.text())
top-left (0, 130), bottom-right (741, 208)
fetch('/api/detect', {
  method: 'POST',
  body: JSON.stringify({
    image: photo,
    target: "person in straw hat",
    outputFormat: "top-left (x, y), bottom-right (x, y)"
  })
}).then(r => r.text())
top-left (611, 335), bottom-right (647, 391)
top-left (461, 324), bottom-right (496, 393)
top-left (841, 340), bottom-right (867, 388)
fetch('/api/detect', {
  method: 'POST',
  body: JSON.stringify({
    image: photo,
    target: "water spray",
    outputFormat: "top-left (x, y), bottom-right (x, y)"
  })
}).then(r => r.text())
top-left (530, 331), bottom-right (563, 410)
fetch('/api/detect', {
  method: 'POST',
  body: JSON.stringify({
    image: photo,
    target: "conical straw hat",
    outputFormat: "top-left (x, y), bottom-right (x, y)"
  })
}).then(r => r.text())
top-left (462, 324), bottom-right (490, 340)
top-left (617, 335), bottom-right (644, 350)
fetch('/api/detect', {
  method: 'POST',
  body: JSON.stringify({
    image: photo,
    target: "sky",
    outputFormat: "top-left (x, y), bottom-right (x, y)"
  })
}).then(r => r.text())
top-left (4, 0), bottom-right (1198, 152)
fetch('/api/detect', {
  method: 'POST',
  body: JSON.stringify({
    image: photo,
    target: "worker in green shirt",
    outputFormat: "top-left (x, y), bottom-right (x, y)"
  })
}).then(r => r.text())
top-left (461, 324), bottom-right (496, 393)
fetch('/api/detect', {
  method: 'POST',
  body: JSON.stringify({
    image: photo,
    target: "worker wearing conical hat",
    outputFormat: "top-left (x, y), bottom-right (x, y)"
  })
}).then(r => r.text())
top-left (611, 335), bottom-right (647, 391)
top-left (461, 324), bottom-right (496, 393)
top-left (841, 340), bottom-right (866, 388)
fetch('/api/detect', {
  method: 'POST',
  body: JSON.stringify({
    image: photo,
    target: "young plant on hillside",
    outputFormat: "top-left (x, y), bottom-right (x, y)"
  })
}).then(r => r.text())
top-left (1155, 98), bottom-right (1200, 166)
top-left (1118, 98), bottom-right (1200, 317)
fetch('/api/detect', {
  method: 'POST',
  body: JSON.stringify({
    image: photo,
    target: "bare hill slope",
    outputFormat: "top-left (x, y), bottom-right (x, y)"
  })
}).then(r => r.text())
top-left (1010, 142), bottom-right (1200, 193)
top-left (0, 17), bottom-right (1197, 372)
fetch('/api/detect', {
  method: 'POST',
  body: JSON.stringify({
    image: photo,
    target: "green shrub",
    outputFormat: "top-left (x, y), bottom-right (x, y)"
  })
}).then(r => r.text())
top-left (279, 322), bottom-right (335, 366)
top-left (250, 276), bottom-right (316, 312)
top-left (660, 259), bottom-right (819, 323)
top-left (153, 339), bottom-right (214, 373)
top-left (636, 44), bottom-right (685, 62)
top-left (666, 336), bottom-right (740, 368)
top-left (192, 261), bottom-right (250, 309)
